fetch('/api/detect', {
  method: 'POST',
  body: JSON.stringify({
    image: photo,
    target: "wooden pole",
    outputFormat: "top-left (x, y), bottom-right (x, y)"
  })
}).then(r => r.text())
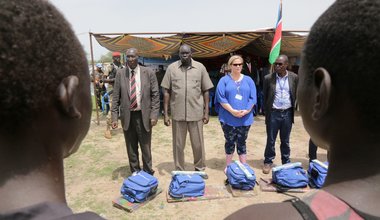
top-left (89, 32), bottom-right (100, 125)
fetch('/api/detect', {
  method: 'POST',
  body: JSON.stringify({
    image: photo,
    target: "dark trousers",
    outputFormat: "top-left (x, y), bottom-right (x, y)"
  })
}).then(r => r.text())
top-left (254, 87), bottom-right (264, 115)
top-left (309, 139), bottom-right (318, 162)
top-left (264, 109), bottom-right (292, 164)
top-left (123, 111), bottom-right (153, 174)
top-left (96, 94), bottom-right (102, 111)
top-left (221, 122), bottom-right (250, 155)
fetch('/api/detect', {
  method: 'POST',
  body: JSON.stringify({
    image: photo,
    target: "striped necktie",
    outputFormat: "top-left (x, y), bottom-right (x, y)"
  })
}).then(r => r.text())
top-left (130, 70), bottom-right (137, 109)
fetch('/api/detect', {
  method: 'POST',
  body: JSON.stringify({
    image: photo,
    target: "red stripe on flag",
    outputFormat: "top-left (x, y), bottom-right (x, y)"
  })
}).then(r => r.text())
top-left (269, 0), bottom-right (283, 64)
top-left (271, 21), bottom-right (282, 49)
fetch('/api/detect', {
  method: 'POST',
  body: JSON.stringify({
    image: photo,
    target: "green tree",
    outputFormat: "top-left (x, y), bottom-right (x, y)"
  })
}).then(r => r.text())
top-left (97, 51), bottom-right (113, 63)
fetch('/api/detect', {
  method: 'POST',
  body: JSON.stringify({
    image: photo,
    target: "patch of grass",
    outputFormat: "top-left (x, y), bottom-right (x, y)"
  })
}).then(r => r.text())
top-left (87, 161), bottom-right (122, 178)
top-left (64, 144), bottom-right (94, 169)
top-left (70, 187), bottom-right (95, 209)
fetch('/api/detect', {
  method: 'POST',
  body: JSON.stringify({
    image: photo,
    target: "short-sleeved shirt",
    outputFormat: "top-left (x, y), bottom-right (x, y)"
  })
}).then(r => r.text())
top-left (161, 59), bottom-right (214, 121)
top-left (215, 74), bottom-right (257, 126)
top-left (108, 62), bottom-right (123, 80)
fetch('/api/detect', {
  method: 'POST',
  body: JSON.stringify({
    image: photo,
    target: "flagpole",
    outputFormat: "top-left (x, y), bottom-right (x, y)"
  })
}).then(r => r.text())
top-left (268, 0), bottom-right (283, 65)
top-left (89, 32), bottom-right (100, 125)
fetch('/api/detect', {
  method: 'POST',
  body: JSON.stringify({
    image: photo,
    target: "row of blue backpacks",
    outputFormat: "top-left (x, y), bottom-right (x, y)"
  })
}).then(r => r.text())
top-left (120, 160), bottom-right (328, 203)
top-left (226, 160), bottom-right (328, 190)
top-left (271, 160), bottom-right (329, 189)
top-left (120, 171), bottom-right (206, 203)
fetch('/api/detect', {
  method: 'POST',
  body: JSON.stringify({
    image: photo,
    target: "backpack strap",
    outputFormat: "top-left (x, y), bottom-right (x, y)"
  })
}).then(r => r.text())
top-left (289, 190), bottom-right (365, 220)
top-left (311, 159), bottom-right (328, 169)
top-left (171, 170), bottom-right (207, 178)
top-left (234, 161), bottom-right (253, 179)
top-left (288, 198), bottom-right (318, 220)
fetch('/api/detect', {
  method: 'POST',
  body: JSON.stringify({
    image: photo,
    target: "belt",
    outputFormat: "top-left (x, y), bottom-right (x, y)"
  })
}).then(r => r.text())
top-left (271, 108), bottom-right (292, 112)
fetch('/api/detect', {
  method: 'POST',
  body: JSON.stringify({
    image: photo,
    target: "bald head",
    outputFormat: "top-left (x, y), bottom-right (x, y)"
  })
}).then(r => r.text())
top-left (278, 55), bottom-right (288, 63)
top-left (126, 48), bottom-right (139, 69)
top-left (126, 48), bottom-right (138, 55)
top-left (274, 54), bottom-right (289, 76)
top-left (179, 44), bottom-right (191, 52)
top-left (179, 44), bottom-right (192, 66)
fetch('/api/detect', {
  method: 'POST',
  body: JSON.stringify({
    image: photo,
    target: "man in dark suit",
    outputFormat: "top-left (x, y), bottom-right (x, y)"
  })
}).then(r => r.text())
top-left (262, 54), bottom-right (298, 174)
top-left (242, 56), bottom-right (257, 82)
top-left (111, 48), bottom-right (160, 175)
top-left (243, 56), bottom-right (262, 115)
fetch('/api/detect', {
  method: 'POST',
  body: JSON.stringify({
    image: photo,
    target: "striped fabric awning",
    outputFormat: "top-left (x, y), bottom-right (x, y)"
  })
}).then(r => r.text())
top-left (93, 31), bottom-right (307, 58)
top-left (243, 32), bottom-right (307, 57)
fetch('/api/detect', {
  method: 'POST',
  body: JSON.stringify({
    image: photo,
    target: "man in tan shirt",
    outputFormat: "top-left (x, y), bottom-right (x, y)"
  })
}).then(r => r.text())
top-left (161, 44), bottom-right (214, 171)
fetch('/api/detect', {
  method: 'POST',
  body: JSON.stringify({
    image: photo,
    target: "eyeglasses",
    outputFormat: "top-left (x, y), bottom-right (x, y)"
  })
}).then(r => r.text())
top-left (274, 62), bottom-right (284, 66)
top-left (232, 63), bottom-right (243, 67)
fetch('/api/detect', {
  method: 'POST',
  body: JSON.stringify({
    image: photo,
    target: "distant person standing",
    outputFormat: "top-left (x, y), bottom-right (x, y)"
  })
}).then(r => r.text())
top-left (156, 65), bottom-right (166, 115)
top-left (104, 52), bottom-right (124, 139)
top-left (104, 51), bottom-right (124, 91)
top-left (243, 56), bottom-right (261, 116)
top-left (220, 62), bottom-right (230, 76)
top-left (93, 64), bottom-right (107, 112)
top-left (156, 65), bottom-right (165, 87)
top-left (242, 56), bottom-right (254, 80)
top-left (254, 61), bottom-right (265, 116)
top-left (111, 48), bottom-right (160, 175)
top-left (257, 63), bottom-right (270, 115)
top-left (262, 55), bottom-right (298, 174)
top-left (161, 44), bottom-right (214, 171)
top-left (215, 55), bottom-right (257, 172)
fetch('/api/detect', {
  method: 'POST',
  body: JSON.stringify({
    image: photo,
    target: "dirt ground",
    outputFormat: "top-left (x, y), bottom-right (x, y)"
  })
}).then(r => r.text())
top-left (64, 111), bottom-right (327, 220)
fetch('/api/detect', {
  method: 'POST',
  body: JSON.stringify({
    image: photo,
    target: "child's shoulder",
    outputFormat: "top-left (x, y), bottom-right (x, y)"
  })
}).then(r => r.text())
top-left (226, 201), bottom-right (303, 220)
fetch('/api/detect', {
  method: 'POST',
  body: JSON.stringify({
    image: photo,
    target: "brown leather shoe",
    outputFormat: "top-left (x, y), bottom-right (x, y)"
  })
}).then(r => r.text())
top-left (104, 129), bottom-right (112, 139)
top-left (262, 163), bottom-right (272, 174)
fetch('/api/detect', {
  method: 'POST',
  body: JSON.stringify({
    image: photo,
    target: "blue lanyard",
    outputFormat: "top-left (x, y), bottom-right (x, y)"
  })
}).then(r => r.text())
top-left (230, 74), bottom-right (242, 94)
top-left (235, 80), bottom-right (241, 94)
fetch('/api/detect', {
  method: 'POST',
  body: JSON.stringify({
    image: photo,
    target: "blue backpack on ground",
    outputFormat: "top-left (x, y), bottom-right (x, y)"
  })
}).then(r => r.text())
top-left (272, 162), bottom-right (309, 188)
top-left (308, 160), bottom-right (329, 188)
top-left (120, 171), bottom-right (158, 203)
top-left (226, 161), bottom-right (256, 190)
top-left (169, 174), bottom-right (205, 198)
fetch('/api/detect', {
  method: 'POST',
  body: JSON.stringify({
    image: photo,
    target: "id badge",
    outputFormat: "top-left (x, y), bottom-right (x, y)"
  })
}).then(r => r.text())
top-left (278, 98), bottom-right (286, 106)
top-left (235, 94), bottom-right (243, 100)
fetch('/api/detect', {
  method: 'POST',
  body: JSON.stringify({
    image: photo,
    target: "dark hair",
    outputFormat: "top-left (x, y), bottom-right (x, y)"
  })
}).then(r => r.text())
top-left (0, 0), bottom-right (89, 132)
top-left (303, 0), bottom-right (380, 131)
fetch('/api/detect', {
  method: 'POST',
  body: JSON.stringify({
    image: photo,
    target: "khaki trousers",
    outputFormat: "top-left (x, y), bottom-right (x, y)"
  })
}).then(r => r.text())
top-left (172, 120), bottom-right (206, 171)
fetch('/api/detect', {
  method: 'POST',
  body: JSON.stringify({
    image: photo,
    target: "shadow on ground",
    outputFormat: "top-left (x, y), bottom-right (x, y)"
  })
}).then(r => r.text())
top-left (113, 152), bottom-right (328, 180)
top-left (112, 166), bottom-right (131, 180)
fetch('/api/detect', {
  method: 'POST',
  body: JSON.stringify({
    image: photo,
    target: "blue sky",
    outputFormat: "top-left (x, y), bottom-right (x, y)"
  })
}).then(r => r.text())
top-left (49, 0), bottom-right (335, 60)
